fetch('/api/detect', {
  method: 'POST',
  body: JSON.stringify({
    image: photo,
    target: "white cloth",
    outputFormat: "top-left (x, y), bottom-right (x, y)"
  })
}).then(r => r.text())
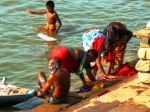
top-left (82, 29), bottom-right (104, 51)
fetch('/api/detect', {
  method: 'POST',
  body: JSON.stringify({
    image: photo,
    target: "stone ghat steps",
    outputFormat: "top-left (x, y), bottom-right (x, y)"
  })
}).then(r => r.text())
top-left (62, 75), bottom-right (150, 112)
top-left (13, 58), bottom-right (139, 112)
top-left (133, 27), bottom-right (150, 38)
top-left (134, 27), bottom-right (150, 84)
top-left (13, 78), bottom-right (121, 112)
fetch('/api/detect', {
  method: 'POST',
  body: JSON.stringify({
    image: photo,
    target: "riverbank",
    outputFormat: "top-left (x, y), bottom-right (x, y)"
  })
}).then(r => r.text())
top-left (11, 59), bottom-right (140, 112)
top-left (26, 72), bottom-right (150, 112)
top-left (11, 28), bottom-right (150, 112)
top-left (12, 74), bottom-right (123, 111)
top-left (63, 74), bottom-right (150, 112)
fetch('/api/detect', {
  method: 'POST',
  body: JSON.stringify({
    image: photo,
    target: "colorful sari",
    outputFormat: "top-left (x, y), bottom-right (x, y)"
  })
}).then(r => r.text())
top-left (82, 28), bottom-right (114, 64)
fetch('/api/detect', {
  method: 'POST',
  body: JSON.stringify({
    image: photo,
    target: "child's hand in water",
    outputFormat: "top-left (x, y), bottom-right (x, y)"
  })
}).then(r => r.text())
top-left (26, 9), bottom-right (32, 14)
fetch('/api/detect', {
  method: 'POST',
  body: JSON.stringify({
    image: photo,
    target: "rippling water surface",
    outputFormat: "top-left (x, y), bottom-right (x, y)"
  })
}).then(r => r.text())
top-left (0, 0), bottom-right (149, 111)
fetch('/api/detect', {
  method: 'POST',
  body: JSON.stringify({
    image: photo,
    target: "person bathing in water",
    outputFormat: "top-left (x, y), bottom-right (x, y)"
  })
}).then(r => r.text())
top-left (27, 0), bottom-right (62, 35)
top-left (36, 57), bottom-right (70, 104)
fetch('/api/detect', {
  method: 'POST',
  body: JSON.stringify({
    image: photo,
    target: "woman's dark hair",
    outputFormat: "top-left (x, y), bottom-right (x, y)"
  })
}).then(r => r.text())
top-left (103, 22), bottom-right (126, 39)
top-left (104, 37), bottom-right (114, 47)
top-left (106, 26), bottom-right (119, 39)
top-left (46, 0), bottom-right (55, 8)
top-left (87, 49), bottom-right (98, 59)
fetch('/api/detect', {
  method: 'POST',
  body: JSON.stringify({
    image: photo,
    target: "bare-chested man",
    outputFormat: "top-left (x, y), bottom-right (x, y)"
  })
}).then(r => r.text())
top-left (27, 0), bottom-right (62, 35)
top-left (36, 57), bottom-right (70, 104)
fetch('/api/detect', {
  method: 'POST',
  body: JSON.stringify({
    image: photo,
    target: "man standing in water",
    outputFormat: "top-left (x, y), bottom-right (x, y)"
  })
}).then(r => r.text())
top-left (36, 57), bottom-right (70, 104)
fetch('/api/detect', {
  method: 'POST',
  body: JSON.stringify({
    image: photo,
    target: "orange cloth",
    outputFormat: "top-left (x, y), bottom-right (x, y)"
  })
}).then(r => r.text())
top-left (44, 23), bottom-right (56, 35)
top-left (44, 23), bottom-right (56, 31)
top-left (114, 46), bottom-right (125, 65)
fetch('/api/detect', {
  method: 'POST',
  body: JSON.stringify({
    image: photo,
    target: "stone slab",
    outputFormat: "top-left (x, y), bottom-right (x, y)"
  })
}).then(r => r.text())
top-left (140, 38), bottom-right (150, 45)
top-left (6, 78), bottom-right (120, 112)
top-left (135, 59), bottom-right (150, 72)
top-left (140, 43), bottom-right (150, 48)
top-left (133, 28), bottom-right (150, 38)
top-left (29, 95), bottom-right (82, 112)
top-left (108, 101), bottom-right (150, 112)
top-left (62, 75), bottom-right (150, 112)
top-left (133, 89), bottom-right (150, 108)
top-left (108, 88), bottom-right (150, 112)
top-left (137, 72), bottom-right (150, 83)
top-left (138, 48), bottom-right (150, 59)
top-left (13, 91), bottom-right (83, 112)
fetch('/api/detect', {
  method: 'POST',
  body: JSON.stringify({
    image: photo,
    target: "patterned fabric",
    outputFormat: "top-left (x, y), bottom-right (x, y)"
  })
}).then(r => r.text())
top-left (82, 28), bottom-right (114, 64)
top-left (82, 28), bottom-right (105, 51)
top-left (114, 46), bottom-right (125, 65)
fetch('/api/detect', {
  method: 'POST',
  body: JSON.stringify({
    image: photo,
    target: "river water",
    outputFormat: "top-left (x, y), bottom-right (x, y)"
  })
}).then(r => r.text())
top-left (0, 0), bottom-right (149, 111)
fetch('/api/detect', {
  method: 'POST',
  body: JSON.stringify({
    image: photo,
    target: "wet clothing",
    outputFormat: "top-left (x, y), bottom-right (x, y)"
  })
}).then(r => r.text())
top-left (82, 28), bottom-right (105, 51)
top-left (48, 94), bottom-right (68, 104)
top-left (50, 46), bottom-right (91, 76)
top-left (44, 23), bottom-right (56, 31)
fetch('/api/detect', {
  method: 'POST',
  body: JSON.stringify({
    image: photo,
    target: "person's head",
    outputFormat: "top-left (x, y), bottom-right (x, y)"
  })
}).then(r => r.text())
top-left (107, 25), bottom-right (119, 41)
top-left (48, 57), bottom-right (62, 73)
top-left (46, 0), bottom-right (55, 12)
top-left (103, 37), bottom-right (114, 51)
top-left (87, 49), bottom-right (98, 62)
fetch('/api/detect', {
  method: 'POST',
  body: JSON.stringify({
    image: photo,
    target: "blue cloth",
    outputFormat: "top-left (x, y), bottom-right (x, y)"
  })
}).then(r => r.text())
top-left (82, 29), bottom-right (104, 51)
top-left (79, 85), bottom-right (91, 93)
